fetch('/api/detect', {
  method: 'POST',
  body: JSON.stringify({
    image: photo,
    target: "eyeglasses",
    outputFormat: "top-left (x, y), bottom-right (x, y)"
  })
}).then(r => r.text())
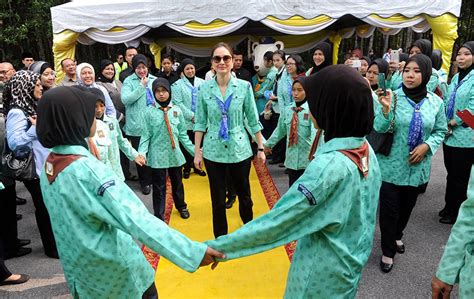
top-left (0, 69), bottom-right (13, 75)
top-left (286, 62), bottom-right (296, 66)
top-left (212, 55), bottom-right (232, 63)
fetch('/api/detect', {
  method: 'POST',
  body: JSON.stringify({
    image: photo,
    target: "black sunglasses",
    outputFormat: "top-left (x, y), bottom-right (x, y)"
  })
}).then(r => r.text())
top-left (212, 55), bottom-right (232, 63)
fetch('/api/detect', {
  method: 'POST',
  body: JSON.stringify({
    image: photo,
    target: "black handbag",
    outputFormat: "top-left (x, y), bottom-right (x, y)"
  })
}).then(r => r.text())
top-left (1, 138), bottom-right (36, 181)
top-left (367, 94), bottom-right (397, 156)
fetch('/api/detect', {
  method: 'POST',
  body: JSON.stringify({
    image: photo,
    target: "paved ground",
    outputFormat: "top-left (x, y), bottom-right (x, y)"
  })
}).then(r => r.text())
top-left (1, 148), bottom-right (459, 298)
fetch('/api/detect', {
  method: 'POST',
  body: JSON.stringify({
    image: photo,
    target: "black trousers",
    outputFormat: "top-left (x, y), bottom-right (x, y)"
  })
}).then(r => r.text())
top-left (225, 168), bottom-right (236, 199)
top-left (379, 181), bottom-right (420, 258)
top-left (0, 183), bottom-right (18, 257)
top-left (181, 130), bottom-right (198, 173)
top-left (0, 239), bottom-right (12, 281)
top-left (443, 144), bottom-right (474, 218)
top-left (23, 179), bottom-right (58, 257)
top-left (128, 135), bottom-right (153, 188)
top-left (119, 125), bottom-right (132, 178)
top-left (288, 169), bottom-right (305, 187)
top-left (151, 167), bottom-right (186, 221)
top-left (142, 283), bottom-right (158, 299)
top-left (204, 158), bottom-right (253, 238)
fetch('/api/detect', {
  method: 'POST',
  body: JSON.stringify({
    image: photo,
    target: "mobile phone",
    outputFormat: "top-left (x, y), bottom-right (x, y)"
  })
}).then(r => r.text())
top-left (390, 50), bottom-right (400, 63)
top-left (351, 59), bottom-right (361, 68)
top-left (378, 73), bottom-right (386, 96)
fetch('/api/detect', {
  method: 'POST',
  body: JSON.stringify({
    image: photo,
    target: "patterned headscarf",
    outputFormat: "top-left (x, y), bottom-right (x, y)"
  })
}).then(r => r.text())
top-left (3, 70), bottom-right (41, 116)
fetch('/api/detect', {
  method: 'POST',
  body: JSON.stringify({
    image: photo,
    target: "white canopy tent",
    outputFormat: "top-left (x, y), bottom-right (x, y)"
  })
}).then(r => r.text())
top-left (51, 0), bottom-right (462, 82)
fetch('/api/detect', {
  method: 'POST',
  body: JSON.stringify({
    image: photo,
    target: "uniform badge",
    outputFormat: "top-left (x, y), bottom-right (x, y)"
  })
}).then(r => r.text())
top-left (303, 113), bottom-right (309, 120)
top-left (361, 156), bottom-right (368, 173)
top-left (97, 130), bottom-right (105, 138)
top-left (45, 162), bottom-right (54, 176)
top-left (108, 123), bottom-right (114, 131)
top-left (297, 184), bottom-right (317, 205)
top-left (98, 180), bottom-right (115, 196)
top-left (173, 111), bottom-right (178, 117)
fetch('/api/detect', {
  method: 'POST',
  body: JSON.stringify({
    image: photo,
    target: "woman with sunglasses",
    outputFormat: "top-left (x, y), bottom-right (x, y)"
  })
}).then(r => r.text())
top-left (194, 42), bottom-right (266, 238)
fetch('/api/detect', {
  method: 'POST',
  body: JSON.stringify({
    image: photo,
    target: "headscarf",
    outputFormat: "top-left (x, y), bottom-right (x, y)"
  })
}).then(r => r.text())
top-left (410, 39), bottom-right (433, 58)
top-left (96, 59), bottom-right (115, 84)
top-left (458, 41), bottom-right (474, 82)
top-left (152, 78), bottom-right (171, 107)
top-left (351, 48), bottom-right (363, 59)
top-left (3, 70), bottom-right (41, 116)
top-left (361, 56), bottom-right (371, 65)
top-left (402, 54), bottom-right (432, 103)
top-left (76, 63), bottom-right (96, 87)
top-left (88, 87), bottom-right (106, 120)
top-left (292, 77), bottom-right (307, 107)
top-left (178, 58), bottom-right (196, 85)
top-left (29, 61), bottom-right (52, 76)
top-left (368, 59), bottom-right (389, 91)
top-left (37, 86), bottom-right (96, 148)
top-left (132, 54), bottom-right (147, 71)
top-left (430, 50), bottom-right (442, 71)
top-left (399, 53), bottom-right (409, 63)
top-left (303, 65), bottom-right (374, 142)
top-left (309, 42), bottom-right (332, 75)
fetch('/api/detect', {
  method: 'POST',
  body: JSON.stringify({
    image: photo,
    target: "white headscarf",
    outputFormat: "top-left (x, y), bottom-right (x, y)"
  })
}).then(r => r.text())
top-left (76, 63), bottom-right (96, 87)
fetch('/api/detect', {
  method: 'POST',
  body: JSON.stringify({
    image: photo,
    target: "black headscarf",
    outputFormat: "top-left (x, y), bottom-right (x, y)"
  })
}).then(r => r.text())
top-left (361, 56), bottom-right (371, 66)
top-left (309, 42), bottom-right (332, 75)
top-left (368, 59), bottom-right (389, 91)
top-left (3, 70), bottom-right (41, 116)
top-left (430, 50), bottom-right (442, 71)
top-left (132, 54), bottom-right (148, 71)
top-left (458, 41), bottom-right (474, 82)
top-left (152, 78), bottom-right (171, 107)
top-left (292, 76), bottom-right (307, 107)
top-left (410, 39), bottom-right (432, 58)
top-left (402, 54), bottom-right (432, 103)
top-left (88, 87), bottom-right (106, 120)
top-left (179, 58), bottom-right (196, 85)
top-left (37, 86), bottom-right (96, 148)
top-left (399, 53), bottom-right (409, 63)
top-left (96, 59), bottom-right (115, 83)
top-left (303, 65), bottom-right (374, 142)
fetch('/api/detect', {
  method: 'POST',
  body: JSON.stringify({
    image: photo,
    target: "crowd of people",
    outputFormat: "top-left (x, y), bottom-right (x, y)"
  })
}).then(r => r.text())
top-left (0, 38), bottom-right (472, 298)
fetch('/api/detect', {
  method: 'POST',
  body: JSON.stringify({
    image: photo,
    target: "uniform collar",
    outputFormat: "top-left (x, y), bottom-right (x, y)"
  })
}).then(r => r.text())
top-left (51, 144), bottom-right (92, 157)
top-left (210, 75), bottom-right (238, 101)
top-left (318, 137), bottom-right (366, 155)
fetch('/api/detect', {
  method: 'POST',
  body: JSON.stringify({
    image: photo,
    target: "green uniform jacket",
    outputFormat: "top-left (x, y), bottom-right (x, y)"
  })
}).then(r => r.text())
top-left (265, 102), bottom-right (317, 170)
top-left (276, 69), bottom-right (294, 115)
top-left (436, 165), bottom-right (474, 298)
top-left (207, 137), bottom-right (382, 299)
top-left (92, 115), bottom-right (138, 181)
top-left (171, 76), bottom-right (205, 131)
top-left (194, 77), bottom-right (262, 163)
top-left (138, 104), bottom-right (194, 169)
top-left (252, 73), bottom-right (275, 114)
top-left (374, 90), bottom-right (447, 186)
top-left (40, 145), bottom-right (207, 299)
top-left (443, 70), bottom-right (474, 148)
top-left (121, 74), bottom-right (157, 136)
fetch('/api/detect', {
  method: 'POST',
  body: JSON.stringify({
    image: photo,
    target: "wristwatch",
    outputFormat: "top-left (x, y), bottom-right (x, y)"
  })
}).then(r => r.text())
top-left (257, 148), bottom-right (264, 152)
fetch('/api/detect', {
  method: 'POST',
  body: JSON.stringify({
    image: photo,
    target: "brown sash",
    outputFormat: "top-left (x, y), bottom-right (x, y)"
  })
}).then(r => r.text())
top-left (338, 142), bottom-right (370, 178)
top-left (45, 153), bottom-right (83, 184)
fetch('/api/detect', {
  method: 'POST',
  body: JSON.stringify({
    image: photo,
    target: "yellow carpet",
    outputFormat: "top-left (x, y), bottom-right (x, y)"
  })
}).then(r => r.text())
top-left (154, 164), bottom-right (290, 298)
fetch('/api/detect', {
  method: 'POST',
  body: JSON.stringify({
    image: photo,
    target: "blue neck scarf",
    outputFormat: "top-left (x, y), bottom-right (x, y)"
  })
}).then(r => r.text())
top-left (146, 86), bottom-right (155, 107)
top-left (216, 94), bottom-right (233, 141)
top-left (446, 75), bottom-right (468, 120)
top-left (407, 97), bottom-right (427, 151)
top-left (186, 79), bottom-right (199, 112)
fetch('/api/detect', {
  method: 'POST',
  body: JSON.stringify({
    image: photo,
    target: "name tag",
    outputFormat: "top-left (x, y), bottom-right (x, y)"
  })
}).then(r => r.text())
top-left (108, 123), bottom-right (114, 131)
top-left (98, 180), bottom-right (115, 196)
top-left (303, 113), bottom-right (309, 120)
top-left (297, 184), bottom-right (317, 205)
top-left (173, 111), bottom-right (178, 117)
top-left (97, 130), bottom-right (105, 138)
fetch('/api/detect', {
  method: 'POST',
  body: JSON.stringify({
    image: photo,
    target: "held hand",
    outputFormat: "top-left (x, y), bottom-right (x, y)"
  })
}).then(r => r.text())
top-left (199, 247), bottom-right (226, 269)
top-left (257, 151), bottom-right (266, 165)
top-left (409, 143), bottom-right (429, 164)
top-left (28, 115), bottom-right (37, 126)
top-left (194, 151), bottom-right (203, 171)
top-left (141, 76), bottom-right (148, 87)
top-left (134, 155), bottom-right (146, 166)
top-left (344, 59), bottom-right (353, 66)
top-left (431, 276), bottom-right (452, 299)
top-left (264, 100), bottom-right (273, 111)
top-left (263, 146), bottom-right (272, 156)
top-left (448, 119), bottom-right (457, 127)
top-left (269, 95), bottom-right (278, 101)
top-left (398, 61), bottom-right (406, 72)
top-left (377, 89), bottom-right (393, 114)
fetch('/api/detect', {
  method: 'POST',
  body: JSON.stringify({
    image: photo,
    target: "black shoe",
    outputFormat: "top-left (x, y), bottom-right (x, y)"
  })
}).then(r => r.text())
top-left (125, 175), bottom-right (139, 181)
top-left (5, 247), bottom-right (32, 260)
top-left (16, 214), bottom-right (22, 221)
top-left (16, 196), bottom-right (27, 205)
top-left (141, 185), bottom-right (151, 195)
top-left (226, 196), bottom-right (236, 209)
top-left (439, 215), bottom-right (457, 224)
top-left (194, 169), bottom-right (207, 176)
top-left (284, 168), bottom-right (290, 174)
top-left (18, 239), bottom-right (31, 247)
top-left (45, 250), bottom-right (59, 259)
top-left (0, 274), bottom-right (29, 286)
top-left (438, 208), bottom-right (449, 217)
top-left (179, 208), bottom-right (190, 219)
top-left (278, 163), bottom-right (285, 168)
top-left (183, 170), bottom-right (190, 179)
top-left (395, 243), bottom-right (405, 254)
top-left (380, 260), bottom-right (393, 273)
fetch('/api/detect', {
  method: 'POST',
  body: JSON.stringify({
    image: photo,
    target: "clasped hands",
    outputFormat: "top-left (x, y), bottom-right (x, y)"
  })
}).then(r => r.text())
top-left (199, 247), bottom-right (225, 270)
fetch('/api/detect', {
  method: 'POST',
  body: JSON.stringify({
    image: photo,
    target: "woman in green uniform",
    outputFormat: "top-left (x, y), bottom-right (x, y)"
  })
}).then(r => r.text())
top-left (194, 42), bottom-right (266, 238)
top-left (207, 65), bottom-right (381, 298)
top-left (36, 86), bottom-right (223, 299)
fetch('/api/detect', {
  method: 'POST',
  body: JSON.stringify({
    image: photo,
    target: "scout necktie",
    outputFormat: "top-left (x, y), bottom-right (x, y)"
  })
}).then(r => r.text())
top-left (446, 75), bottom-right (469, 120)
top-left (288, 107), bottom-right (303, 147)
top-left (216, 94), bottom-right (233, 141)
top-left (186, 81), bottom-right (199, 112)
top-left (254, 75), bottom-right (265, 93)
top-left (146, 86), bottom-right (155, 107)
top-left (160, 107), bottom-right (176, 150)
top-left (407, 97), bottom-right (426, 151)
top-left (308, 130), bottom-right (323, 161)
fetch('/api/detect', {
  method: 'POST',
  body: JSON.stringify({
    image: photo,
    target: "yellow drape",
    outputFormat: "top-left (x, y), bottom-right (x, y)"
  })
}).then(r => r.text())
top-left (149, 43), bottom-right (163, 69)
top-left (184, 19), bottom-right (234, 29)
top-left (52, 30), bottom-right (79, 84)
top-left (329, 33), bottom-right (342, 65)
top-left (265, 15), bottom-right (333, 26)
top-left (425, 13), bottom-right (459, 73)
